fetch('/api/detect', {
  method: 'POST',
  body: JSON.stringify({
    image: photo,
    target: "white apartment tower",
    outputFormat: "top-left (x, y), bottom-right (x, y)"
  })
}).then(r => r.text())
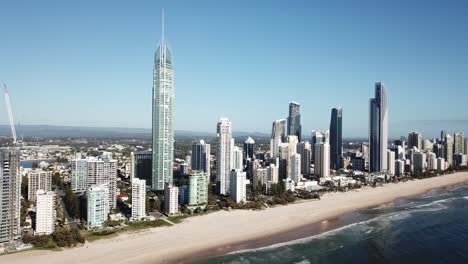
top-left (131, 178), bottom-right (146, 221)
top-left (35, 190), bottom-right (56, 235)
top-left (164, 184), bottom-right (179, 215)
top-left (71, 155), bottom-right (87, 193)
top-left (229, 170), bottom-right (247, 203)
top-left (87, 154), bottom-right (117, 209)
top-left (87, 184), bottom-right (110, 229)
top-left (387, 150), bottom-right (395, 176)
top-left (28, 169), bottom-right (52, 202)
top-left (216, 118), bottom-right (233, 195)
top-left (289, 153), bottom-right (301, 183)
top-left (232, 146), bottom-right (244, 171)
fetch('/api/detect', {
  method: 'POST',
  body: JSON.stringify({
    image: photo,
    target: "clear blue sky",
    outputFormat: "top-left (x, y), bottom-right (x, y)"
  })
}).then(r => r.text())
top-left (1, 0), bottom-right (467, 138)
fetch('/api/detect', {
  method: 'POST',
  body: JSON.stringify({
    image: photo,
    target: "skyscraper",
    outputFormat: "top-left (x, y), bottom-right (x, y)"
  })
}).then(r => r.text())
top-left (152, 12), bottom-right (175, 191)
top-left (287, 102), bottom-right (301, 141)
top-left (0, 148), bottom-right (20, 244)
top-left (408, 131), bottom-right (422, 150)
top-left (87, 154), bottom-right (117, 209)
top-left (289, 153), bottom-right (301, 183)
top-left (164, 184), bottom-right (179, 215)
top-left (131, 178), bottom-right (146, 221)
top-left (454, 132), bottom-right (464, 154)
top-left (232, 146), bottom-right (244, 171)
top-left (243, 137), bottom-right (255, 163)
top-left (191, 140), bottom-right (211, 176)
top-left (296, 141), bottom-right (311, 175)
top-left (387, 150), bottom-right (395, 176)
top-left (216, 118), bottom-right (233, 195)
top-left (329, 108), bottom-right (343, 170)
top-left (369, 82), bottom-right (388, 172)
top-left (444, 134), bottom-right (454, 167)
top-left (188, 172), bottom-right (208, 206)
top-left (270, 119), bottom-right (287, 158)
top-left (311, 130), bottom-right (329, 162)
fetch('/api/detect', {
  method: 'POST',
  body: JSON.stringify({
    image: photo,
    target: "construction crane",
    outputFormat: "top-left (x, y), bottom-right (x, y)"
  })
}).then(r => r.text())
top-left (3, 83), bottom-right (17, 145)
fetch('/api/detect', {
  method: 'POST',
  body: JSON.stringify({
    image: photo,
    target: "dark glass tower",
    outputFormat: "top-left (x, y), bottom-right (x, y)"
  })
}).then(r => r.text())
top-left (330, 108), bottom-right (343, 170)
top-left (287, 102), bottom-right (301, 141)
top-left (369, 82), bottom-right (388, 172)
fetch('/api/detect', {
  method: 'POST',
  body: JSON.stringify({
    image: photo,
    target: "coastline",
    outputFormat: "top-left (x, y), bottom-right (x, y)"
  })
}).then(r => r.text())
top-left (3, 172), bottom-right (468, 264)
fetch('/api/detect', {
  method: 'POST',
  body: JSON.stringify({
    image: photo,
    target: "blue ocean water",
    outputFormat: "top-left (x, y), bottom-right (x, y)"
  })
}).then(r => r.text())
top-left (196, 184), bottom-right (468, 264)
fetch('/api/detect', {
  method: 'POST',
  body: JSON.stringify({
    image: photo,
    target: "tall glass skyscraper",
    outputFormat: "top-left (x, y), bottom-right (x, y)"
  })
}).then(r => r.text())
top-left (287, 102), bottom-right (301, 141)
top-left (330, 108), bottom-right (343, 170)
top-left (270, 119), bottom-right (287, 158)
top-left (152, 14), bottom-right (175, 190)
top-left (369, 82), bottom-right (388, 172)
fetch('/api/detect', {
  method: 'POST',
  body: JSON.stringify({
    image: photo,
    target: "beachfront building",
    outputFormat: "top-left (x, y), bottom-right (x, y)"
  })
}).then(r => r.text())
top-left (267, 163), bottom-right (279, 184)
top-left (311, 130), bottom-right (329, 162)
top-left (314, 143), bottom-right (330, 177)
top-left (131, 178), bottom-right (146, 221)
top-left (35, 190), bottom-right (56, 235)
top-left (289, 153), bottom-right (301, 183)
top-left (408, 131), bottom-right (422, 150)
top-left (229, 170), bottom-right (247, 203)
top-left (454, 132), bottom-right (465, 155)
top-left (437, 158), bottom-right (446, 172)
top-left (395, 160), bottom-right (405, 176)
top-left (28, 169), bottom-right (52, 202)
top-left (413, 152), bottom-right (426, 173)
top-left (87, 184), bottom-right (110, 229)
top-left (387, 150), bottom-right (395, 176)
top-left (0, 148), bottom-right (21, 244)
top-left (369, 82), bottom-right (388, 172)
top-left (444, 134), bottom-right (454, 167)
top-left (164, 184), bottom-right (179, 215)
top-left (253, 167), bottom-right (268, 191)
top-left (188, 172), bottom-right (208, 207)
top-left (217, 118), bottom-right (233, 195)
top-left (244, 137), bottom-right (255, 163)
top-left (87, 154), bottom-right (117, 209)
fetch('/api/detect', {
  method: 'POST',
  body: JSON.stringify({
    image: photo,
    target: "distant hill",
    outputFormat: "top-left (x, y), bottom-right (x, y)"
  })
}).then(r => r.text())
top-left (0, 125), bottom-right (270, 139)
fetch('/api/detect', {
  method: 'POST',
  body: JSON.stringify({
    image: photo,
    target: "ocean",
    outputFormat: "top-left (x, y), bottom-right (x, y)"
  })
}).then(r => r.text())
top-left (196, 184), bottom-right (468, 264)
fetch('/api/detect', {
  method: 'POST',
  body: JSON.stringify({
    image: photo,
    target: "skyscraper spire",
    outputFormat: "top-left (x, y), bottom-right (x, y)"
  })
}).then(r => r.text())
top-left (161, 8), bottom-right (165, 48)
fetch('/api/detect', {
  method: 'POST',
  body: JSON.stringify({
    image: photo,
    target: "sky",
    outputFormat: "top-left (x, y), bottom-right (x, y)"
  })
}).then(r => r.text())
top-left (1, 0), bottom-right (468, 138)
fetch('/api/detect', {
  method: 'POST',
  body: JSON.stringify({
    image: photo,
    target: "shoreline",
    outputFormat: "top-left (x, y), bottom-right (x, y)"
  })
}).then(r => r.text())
top-left (3, 172), bottom-right (468, 264)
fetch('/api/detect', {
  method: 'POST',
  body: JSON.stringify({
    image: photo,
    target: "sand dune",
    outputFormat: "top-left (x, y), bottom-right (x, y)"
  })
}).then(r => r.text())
top-left (4, 172), bottom-right (468, 264)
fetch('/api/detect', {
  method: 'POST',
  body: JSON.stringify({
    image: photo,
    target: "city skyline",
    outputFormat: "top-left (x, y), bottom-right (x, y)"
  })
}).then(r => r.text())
top-left (1, 1), bottom-right (468, 139)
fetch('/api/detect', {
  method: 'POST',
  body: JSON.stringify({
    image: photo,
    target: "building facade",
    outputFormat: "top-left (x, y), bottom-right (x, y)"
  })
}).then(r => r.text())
top-left (297, 141), bottom-right (311, 175)
top-left (164, 184), bottom-right (179, 215)
top-left (188, 172), bottom-right (208, 206)
top-left (229, 170), bottom-right (247, 203)
top-left (0, 148), bottom-right (21, 244)
top-left (314, 143), bottom-right (330, 177)
top-left (191, 140), bottom-right (211, 176)
top-left (270, 119), bottom-right (287, 158)
top-left (130, 151), bottom-right (152, 186)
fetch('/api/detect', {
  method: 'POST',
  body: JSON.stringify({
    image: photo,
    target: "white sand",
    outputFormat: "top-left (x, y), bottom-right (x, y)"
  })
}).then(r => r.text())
top-left (4, 172), bottom-right (468, 264)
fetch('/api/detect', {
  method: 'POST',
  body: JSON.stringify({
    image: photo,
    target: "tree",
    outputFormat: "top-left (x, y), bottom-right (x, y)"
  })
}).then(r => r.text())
top-left (21, 175), bottom-right (28, 199)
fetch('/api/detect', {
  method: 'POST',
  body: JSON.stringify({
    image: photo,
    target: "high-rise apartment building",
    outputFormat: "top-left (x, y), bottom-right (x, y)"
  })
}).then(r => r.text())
top-left (311, 130), bottom-right (329, 162)
top-left (131, 178), bottom-right (146, 221)
top-left (232, 146), bottom-right (244, 171)
top-left (454, 132), bottom-right (465, 154)
top-left (408, 131), bottom-right (422, 150)
top-left (87, 184), bottom-right (109, 229)
top-left (444, 134), bottom-right (454, 167)
top-left (130, 151), bottom-right (152, 186)
top-left (0, 148), bottom-right (20, 244)
top-left (287, 102), bottom-right (302, 141)
top-left (270, 119), bottom-right (287, 158)
top-left (297, 141), bottom-right (311, 175)
top-left (369, 82), bottom-right (388, 172)
top-left (244, 137), bottom-right (255, 163)
top-left (191, 140), bottom-right (211, 176)
top-left (71, 155), bottom-right (88, 193)
top-left (28, 169), bottom-right (52, 202)
top-left (330, 108), bottom-right (343, 170)
top-left (314, 143), bottom-right (330, 177)
top-left (152, 15), bottom-right (175, 191)
top-left (289, 153), bottom-right (301, 183)
top-left (229, 170), bottom-right (247, 203)
top-left (188, 172), bottom-right (208, 206)
top-left (216, 118), bottom-right (233, 195)
top-left (35, 190), bottom-right (56, 235)
top-left (164, 184), bottom-right (179, 215)
top-left (87, 154), bottom-right (117, 209)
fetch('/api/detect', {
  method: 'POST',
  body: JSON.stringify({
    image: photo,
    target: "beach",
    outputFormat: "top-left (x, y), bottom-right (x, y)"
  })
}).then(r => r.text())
top-left (4, 172), bottom-right (468, 264)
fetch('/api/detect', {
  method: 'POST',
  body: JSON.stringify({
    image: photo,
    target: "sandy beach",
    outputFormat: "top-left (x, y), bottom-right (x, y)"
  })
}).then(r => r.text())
top-left (4, 172), bottom-right (468, 264)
